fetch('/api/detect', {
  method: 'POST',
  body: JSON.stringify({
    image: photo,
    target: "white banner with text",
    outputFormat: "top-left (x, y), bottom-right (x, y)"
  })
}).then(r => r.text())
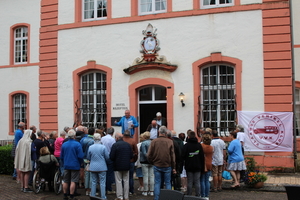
top-left (237, 111), bottom-right (293, 152)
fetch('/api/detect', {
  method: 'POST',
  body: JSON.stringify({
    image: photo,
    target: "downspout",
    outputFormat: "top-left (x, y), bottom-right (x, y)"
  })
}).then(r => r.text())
top-left (289, 0), bottom-right (297, 171)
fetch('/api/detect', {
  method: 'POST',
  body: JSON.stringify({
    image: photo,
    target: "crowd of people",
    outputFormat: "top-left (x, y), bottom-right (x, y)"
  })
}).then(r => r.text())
top-left (12, 110), bottom-right (247, 200)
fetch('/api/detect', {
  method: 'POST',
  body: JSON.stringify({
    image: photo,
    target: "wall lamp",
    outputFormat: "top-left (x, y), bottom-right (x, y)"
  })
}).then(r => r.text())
top-left (179, 92), bottom-right (185, 107)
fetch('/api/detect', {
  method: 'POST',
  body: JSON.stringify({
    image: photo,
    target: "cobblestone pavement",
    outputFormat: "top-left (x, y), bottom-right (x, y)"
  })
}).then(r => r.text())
top-left (0, 173), bottom-right (297, 200)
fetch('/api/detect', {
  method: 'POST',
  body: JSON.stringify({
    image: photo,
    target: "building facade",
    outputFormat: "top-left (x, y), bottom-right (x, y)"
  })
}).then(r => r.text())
top-left (1, 0), bottom-right (299, 169)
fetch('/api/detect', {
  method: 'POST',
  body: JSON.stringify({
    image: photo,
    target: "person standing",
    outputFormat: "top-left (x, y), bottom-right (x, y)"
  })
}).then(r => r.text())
top-left (80, 127), bottom-right (95, 195)
top-left (211, 130), bottom-right (226, 192)
top-left (61, 129), bottom-right (84, 200)
top-left (110, 133), bottom-right (133, 200)
top-left (236, 124), bottom-right (246, 182)
top-left (54, 130), bottom-right (67, 175)
top-left (123, 130), bottom-right (138, 196)
top-left (101, 127), bottom-right (116, 194)
top-left (13, 122), bottom-right (25, 181)
top-left (153, 112), bottom-right (167, 127)
top-left (87, 133), bottom-right (109, 199)
top-left (14, 129), bottom-right (33, 192)
top-left (114, 110), bottom-right (139, 137)
top-left (140, 132), bottom-right (154, 197)
top-left (147, 126), bottom-right (176, 200)
top-left (29, 125), bottom-right (37, 141)
top-left (182, 131), bottom-right (205, 197)
top-left (227, 131), bottom-right (247, 188)
top-left (200, 133), bottom-right (214, 199)
top-left (146, 120), bottom-right (160, 140)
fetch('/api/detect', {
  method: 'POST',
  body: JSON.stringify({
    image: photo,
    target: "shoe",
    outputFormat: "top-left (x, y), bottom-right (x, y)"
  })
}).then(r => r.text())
top-left (142, 192), bottom-right (148, 196)
top-left (149, 191), bottom-right (154, 196)
top-left (211, 188), bottom-right (218, 192)
top-left (20, 188), bottom-right (24, 192)
top-left (129, 192), bottom-right (133, 196)
top-left (86, 191), bottom-right (89, 196)
top-left (107, 190), bottom-right (116, 194)
top-left (217, 187), bottom-right (222, 192)
top-left (23, 188), bottom-right (33, 193)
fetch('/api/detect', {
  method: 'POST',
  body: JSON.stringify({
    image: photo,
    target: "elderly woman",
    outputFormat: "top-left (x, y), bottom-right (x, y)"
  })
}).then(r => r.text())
top-left (200, 133), bottom-right (214, 199)
top-left (140, 131), bottom-right (154, 196)
top-left (87, 133), bottom-right (109, 199)
top-left (14, 129), bottom-right (34, 192)
top-left (227, 131), bottom-right (247, 188)
top-left (54, 130), bottom-right (66, 174)
top-left (39, 146), bottom-right (59, 191)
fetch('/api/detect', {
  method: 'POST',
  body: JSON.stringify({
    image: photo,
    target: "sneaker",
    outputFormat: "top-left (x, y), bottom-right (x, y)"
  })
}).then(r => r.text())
top-left (129, 192), bottom-right (133, 196)
top-left (142, 192), bottom-right (148, 196)
top-left (23, 188), bottom-right (33, 193)
top-left (107, 190), bottom-right (116, 195)
top-left (149, 191), bottom-right (154, 196)
top-left (20, 188), bottom-right (24, 192)
top-left (86, 191), bottom-right (89, 196)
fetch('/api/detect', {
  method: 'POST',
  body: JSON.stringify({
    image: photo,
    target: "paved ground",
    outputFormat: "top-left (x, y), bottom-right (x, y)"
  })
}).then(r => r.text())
top-left (1, 173), bottom-right (299, 200)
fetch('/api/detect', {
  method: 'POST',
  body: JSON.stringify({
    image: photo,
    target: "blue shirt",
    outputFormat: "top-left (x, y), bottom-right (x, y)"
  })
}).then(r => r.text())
top-left (115, 115), bottom-right (139, 136)
top-left (101, 134), bottom-right (115, 154)
top-left (14, 129), bottom-right (23, 146)
top-left (87, 143), bottom-right (109, 172)
top-left (227, 139), bottom-right (244, 164)
top-left (61, 139), bottom-right (84, 170)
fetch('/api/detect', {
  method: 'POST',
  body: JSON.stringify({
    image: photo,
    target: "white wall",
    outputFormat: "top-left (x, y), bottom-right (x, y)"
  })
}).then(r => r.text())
top-left (58, 0), bottom-right (75, 25)
top-left (57, 10), bottom-right (264, 133)
top-left (173, 0), bottom-right (193, 12)
top-left (0, 0), bottom-right (40, 65)
top-left (0, 66), bottom-right (39, 140)
top-left (112, 0), bottom-right (131, 18)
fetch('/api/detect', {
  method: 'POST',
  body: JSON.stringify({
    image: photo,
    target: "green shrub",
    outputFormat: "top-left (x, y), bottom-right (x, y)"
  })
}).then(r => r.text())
top-left (0, 145), bottom-right (14, 175)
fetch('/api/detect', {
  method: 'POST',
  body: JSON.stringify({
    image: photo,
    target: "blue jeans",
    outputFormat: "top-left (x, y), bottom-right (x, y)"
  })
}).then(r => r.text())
top-left (200, 171), bottom-right (211, 197)
top-left (129, 162), bottom-right (135, 194)
top-left (91, 171), bottom-right (106, 199)
top-left (153, 166), bottom-right (171, 200)
top-left (106, 159), bottom-right (114, 191)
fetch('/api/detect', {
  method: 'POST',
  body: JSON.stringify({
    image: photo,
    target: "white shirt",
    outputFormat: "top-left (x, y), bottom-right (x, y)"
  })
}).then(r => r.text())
top-left (237, 131), bottom-right (245, 146)
top-left (211, 138), bottom-right (226, 166)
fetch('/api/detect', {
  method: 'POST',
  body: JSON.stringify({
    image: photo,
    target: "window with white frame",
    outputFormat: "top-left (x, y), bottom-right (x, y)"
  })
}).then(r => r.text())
top-left (202, 0), bottom-right (233, 8)
top-left (140, 0), bottom-right (167, 15)
top-left (200, 65), bottom-right (236, 136)
top-left (295, 88), bottom-right (300, 136)
top-left (80, 71), bottom-right (107, 128)
top-left (83, 0), bottom-right (107, 20)
top-left (14, 27), bottom-right (28, 64)
top-left (13, 94), bottom-right (27, 131)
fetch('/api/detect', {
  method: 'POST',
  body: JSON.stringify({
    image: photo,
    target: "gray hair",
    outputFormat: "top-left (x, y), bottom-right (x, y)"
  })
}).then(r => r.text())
top-left (67, 129), bottom-right (76, 138)
top-left (37, 130), bottom-right (43, 137)
top-left (60, 131), bottom-right (66, 136)
top-left (63, 126), bottom-right (69, 132)
top-left (107, 127), bottom-right (114, 135)
top-left (236, 125), bottom-right (244, 132)
top-left (159, 126), bottom-right (168, 135)
top-left (124, 130), bottom-right (130, 136)
top-left (94, 133), bottom-right (101, 141)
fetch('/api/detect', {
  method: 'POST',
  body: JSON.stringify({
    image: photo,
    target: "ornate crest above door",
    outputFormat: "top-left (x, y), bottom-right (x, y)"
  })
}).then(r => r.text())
top-left (123, 23), bottom-right (177, 75)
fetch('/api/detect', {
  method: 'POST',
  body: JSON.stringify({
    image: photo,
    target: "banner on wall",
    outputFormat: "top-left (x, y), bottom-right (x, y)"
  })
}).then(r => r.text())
top-left (237, 111), bottom-right (293, 152)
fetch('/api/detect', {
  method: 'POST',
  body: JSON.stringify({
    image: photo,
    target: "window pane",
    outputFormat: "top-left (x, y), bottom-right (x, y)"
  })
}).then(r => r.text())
top-left (154, 86), bottom-right (166, 100)
top-left (13, 94), bottom-right (27, 131)
top-left (139, 87), bottom-right (152, 101)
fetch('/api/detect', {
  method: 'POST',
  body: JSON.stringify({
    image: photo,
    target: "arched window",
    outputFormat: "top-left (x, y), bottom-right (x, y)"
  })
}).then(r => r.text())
top-left (14, 27), bottom-right (28, 64)
top-left (201, 64), bottom-right (236, 135)
top-left (12, 93), bottom-right (27, 130)
top-left (80, 71), bottom-right (107, 128)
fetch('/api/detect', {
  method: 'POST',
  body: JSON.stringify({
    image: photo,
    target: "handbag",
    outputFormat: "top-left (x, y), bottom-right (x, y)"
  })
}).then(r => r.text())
top-left (222, 170), bottom-right (232, 180)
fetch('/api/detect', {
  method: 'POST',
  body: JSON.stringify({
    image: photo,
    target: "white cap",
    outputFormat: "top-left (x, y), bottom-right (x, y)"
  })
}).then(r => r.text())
top-left (156, 112), bottom-right (162, 117)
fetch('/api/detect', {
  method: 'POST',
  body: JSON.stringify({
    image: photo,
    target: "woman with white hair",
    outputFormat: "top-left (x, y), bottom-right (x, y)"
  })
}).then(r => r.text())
top-left (14, 129), bottom-right (34, 192)
top-left (54, 130), bottom-right (67, 174)
top-left (87, 133), bottom-right (109, 199)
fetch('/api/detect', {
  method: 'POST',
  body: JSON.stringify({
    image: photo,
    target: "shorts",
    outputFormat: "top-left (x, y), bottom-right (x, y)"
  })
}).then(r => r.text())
top-left (63, 169), bottom-right (80, 183)
top-left (136, 167), bottom-right (143, 177)
top-left (212, 165), bottom-right (223, 177)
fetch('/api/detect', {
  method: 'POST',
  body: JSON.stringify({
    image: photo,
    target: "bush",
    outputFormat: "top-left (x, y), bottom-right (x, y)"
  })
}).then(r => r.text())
top-left (0, 145), bottom-right (14, 175)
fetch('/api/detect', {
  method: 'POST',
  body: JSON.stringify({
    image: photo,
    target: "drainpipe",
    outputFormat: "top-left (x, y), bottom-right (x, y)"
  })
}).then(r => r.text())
top-left (289, 0), bottom-right (297, 171)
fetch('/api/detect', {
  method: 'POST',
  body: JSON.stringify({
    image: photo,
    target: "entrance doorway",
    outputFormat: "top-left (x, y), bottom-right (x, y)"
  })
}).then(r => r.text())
top-left (138, 86), bottom-right (167, 133)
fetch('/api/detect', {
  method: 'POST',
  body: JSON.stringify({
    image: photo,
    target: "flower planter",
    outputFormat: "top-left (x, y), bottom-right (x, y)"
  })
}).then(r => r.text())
top-left (253, 182), bottom-right (264, 189)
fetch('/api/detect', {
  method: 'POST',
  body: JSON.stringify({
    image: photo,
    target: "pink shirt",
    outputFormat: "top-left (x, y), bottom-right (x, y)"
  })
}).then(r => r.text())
top-left (54, 137), bottom-right (64, 157)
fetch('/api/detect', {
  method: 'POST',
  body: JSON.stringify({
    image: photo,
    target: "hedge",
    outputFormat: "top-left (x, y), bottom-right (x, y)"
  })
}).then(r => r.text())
top-left (0, 145), bottom-right (14, 175)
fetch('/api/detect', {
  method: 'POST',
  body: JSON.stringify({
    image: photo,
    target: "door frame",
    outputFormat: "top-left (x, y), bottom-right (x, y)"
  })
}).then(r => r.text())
top-left (129, 78), bottom-right (174, 142)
